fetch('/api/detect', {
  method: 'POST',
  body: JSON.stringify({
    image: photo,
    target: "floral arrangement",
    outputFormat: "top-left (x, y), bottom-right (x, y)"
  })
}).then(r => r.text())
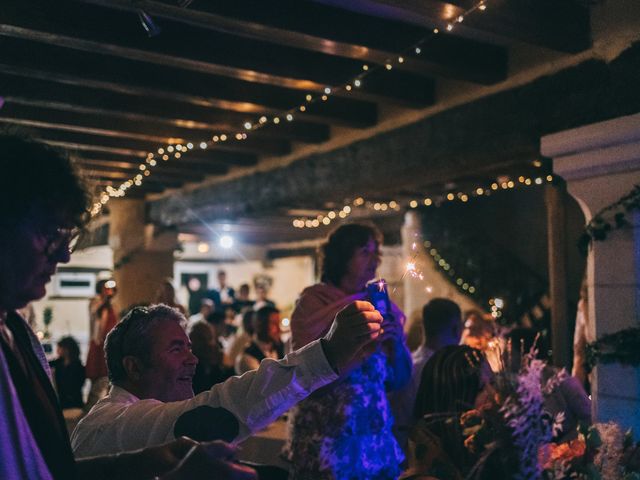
top-left (539, 422), bottom-right (640, 479)
top-left (418, 348), bottom-right (640, 479)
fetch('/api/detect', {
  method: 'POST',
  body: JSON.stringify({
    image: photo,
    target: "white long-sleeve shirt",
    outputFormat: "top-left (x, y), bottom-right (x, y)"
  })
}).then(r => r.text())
top-left (71, 339), bottom-right (336, 458)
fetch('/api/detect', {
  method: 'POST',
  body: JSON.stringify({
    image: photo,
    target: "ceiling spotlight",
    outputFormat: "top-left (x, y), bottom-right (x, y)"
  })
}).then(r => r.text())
top-left (219, 235), bottom-right (234, 249)
top-left (137, 10), bottom-right (161, 37)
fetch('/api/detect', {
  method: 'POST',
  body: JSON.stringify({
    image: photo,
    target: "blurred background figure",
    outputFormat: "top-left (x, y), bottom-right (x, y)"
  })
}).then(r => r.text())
top-left (226, 309), bottom-right (255, 372)
top-left (572, 277), bottom-right (592, 390)
top-left (253, 275), bottom-right (276, 311)
top-left (216, 270), bottom-right (235, 307)
top-left (235, 306), bottom-right (284, 374)
top-left (155, 278), bottom-right (187, 315)
top-left (187, 298), bottom-right (215, 332)
top-left (390, 298), bottom-right (463, 450)
top-left (462, 309), bottom-right (501, 371)
top-left (188, 320), bottom-right (232, 394)
top-left (233, 283), bottom-right (254, 313)
top-left (85, 279), bottom-right (117, 410)
top-left (50, 336), bottom-right (85, 410)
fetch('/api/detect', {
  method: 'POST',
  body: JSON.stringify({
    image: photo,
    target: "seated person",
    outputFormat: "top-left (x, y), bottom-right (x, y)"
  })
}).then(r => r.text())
top-left (505, 328), bottom-right (591, 441)
top-left (71, 302), bottom-right (383, 458)
top-left (390, 298), bottom-right (462, 450)
top-left (403, 345), bottom-right (493, 480)
top-left (49, 336), bottom-right (86, 410)
top-left (235, 306), bottom-right (284, 374)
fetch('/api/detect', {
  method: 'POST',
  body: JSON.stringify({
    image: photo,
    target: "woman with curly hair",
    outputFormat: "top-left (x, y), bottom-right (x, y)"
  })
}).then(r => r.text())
top-left (285, 223), bottom-right (412, 479)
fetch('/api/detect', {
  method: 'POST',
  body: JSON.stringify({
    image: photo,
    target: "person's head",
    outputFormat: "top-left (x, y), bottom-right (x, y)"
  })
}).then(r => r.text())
top-left (56, 336), bottom-right (81, 363)
top-left (504, 328), bottom-right (549, 372)
top-left (255, 285), bottom-right (268, 301)
top-left (422, 298), bottom-right (462, 347)
top-left (253, 306), bottom-right (281, 345)
top-left (199, 298), bottom-right (214, 317)
top-left (155, 279), bottom-right (177, 304)
top-left (105, 304), bottom-right (197, 402)
top-left (321, 223), bottom-right (382, 293)
top-left (462, 309), bottom-right (494, 350)
top-left (415, 345), bottom-right (492, 419)
top-left (0, 134), bottom-right (88, 312)
top-left (96, 278), bottom-right (117, 299)
top-left (217, 270), bottom-right (227, 287)
top-left (241, 309), bottom-right (255, 336)
top-left (238, 283), bottom-right (250, 300)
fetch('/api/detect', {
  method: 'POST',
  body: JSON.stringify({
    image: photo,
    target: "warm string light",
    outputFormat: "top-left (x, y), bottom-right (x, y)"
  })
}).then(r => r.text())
top-left (89, 0), bottom-right (491, 217)
top-left (292, 172), bottom-right (554, 229)
top-left (424, 239), bottom-right (477, 295)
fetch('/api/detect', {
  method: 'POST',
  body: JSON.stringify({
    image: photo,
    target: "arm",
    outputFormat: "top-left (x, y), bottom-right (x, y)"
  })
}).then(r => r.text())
top-left (76, 438), bottom-right (256, 480)
top-left (72, 302), bottom-right (382, 456)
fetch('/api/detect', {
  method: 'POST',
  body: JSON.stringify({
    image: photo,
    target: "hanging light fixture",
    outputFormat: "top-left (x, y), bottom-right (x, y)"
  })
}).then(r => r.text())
top-left (137, 10), bottom-right (161, 37)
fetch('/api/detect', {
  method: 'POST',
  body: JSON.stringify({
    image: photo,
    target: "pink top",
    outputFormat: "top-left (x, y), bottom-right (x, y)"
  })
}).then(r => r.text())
top-left (291, 283), bottom-right (365, 350)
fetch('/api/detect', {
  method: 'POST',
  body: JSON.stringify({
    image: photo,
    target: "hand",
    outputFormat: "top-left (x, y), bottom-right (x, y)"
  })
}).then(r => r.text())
top-left (321, 301), bottom-right (383, 374)
top-left (160, 438), bottom-right (257, 480)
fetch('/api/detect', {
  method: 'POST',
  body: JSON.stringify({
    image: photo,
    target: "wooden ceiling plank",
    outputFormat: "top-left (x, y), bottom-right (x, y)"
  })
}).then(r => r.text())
top-left (0, 57), bottom-right (376, 128)
top-left (0, 1), bottom-right (436, 104)
top-left (24, 125), bottom-right (291, 157)
top-left (77, 0), bottom-right (506, 84)
top-left (0, 100), bottom-right (330, 144)
top-left (313, 0), bottom-right (591, 53)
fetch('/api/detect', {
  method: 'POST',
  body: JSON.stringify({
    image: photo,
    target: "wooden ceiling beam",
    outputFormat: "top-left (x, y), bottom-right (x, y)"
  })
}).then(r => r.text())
top-left (77, 0), bottom-right (506, 84)
top-left (0, 100), bottom-right (330, 145)
top-left (9, 121), bottom-right (291, 156)
top-left (0, 55), bottom-right (377, 128)
top-left (76, 157), bottom-right (230, 177)
top-left (0, 1), bottom-right (436, 104)
top-left (314, 0), bottom-right (591, 53)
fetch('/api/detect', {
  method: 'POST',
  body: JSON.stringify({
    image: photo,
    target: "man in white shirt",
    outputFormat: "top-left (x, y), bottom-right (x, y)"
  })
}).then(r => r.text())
top-left (390, 298), bottom-right (462, 449)
top-left (72, 302), bottom-right (383, 458)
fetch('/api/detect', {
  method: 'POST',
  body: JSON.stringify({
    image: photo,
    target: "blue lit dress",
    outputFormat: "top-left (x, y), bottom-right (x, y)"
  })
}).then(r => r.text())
top-left (285, 283), bottom-right (405, 479)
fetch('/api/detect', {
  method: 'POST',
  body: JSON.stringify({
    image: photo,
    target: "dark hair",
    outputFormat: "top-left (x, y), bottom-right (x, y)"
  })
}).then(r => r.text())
top-left (0, 133), bottom-right (88, 228)
top-left (422, 298), bottom-right (462, 339)
top-left (253, 306), bottom-right (279, 343)
top-left (241, 309), bottom-right (255, 335)
top-left (105, 304), bottom-right (184, 383)
top-left (57, 336), bottom-right (81, 361)
top-left (320, 223), bottom-right (382, 285)
top-left (415, 345), bottom-right (485, 419)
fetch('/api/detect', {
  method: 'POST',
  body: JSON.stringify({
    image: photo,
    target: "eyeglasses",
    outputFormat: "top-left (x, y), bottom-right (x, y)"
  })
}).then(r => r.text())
top-left (43, 227), bottom-right (81, 257)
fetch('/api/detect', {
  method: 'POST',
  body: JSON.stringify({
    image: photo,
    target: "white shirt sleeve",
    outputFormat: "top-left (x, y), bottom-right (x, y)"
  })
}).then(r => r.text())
top-left (72, 339), bottom-right (337, 458)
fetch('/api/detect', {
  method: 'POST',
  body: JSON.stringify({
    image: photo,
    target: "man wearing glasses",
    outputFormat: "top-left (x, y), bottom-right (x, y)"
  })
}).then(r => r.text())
top-left (0, 134), bottom-right (384, 479)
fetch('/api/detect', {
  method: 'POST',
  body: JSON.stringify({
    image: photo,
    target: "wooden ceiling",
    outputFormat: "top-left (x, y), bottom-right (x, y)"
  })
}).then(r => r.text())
top-left (0, 0), bottom-right (591, 202)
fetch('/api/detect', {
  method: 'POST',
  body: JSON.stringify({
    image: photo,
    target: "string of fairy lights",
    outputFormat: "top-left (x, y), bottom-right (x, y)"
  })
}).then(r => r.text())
top-left (292, 173), bottom-right (555, 229)
top-left (89, 0), bottom-right (492, 217)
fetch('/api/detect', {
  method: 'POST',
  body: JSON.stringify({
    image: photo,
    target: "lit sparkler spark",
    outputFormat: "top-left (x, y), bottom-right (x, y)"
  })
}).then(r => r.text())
top-left (377, 279), bottom-right (386, 292)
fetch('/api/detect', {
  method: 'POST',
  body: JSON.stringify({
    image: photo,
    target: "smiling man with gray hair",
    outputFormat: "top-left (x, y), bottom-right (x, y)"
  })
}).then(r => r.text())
top-left (72, 301), bottom-right (384, 458)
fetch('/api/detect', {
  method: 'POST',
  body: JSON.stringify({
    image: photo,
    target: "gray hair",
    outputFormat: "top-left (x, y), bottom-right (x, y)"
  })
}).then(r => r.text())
top-left (105, 304), bottom-right (184, 384)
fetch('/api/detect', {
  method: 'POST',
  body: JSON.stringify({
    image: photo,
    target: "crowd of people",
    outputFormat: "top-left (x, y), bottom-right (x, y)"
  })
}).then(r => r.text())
top-left (0, 133), bottom-right (593, 480)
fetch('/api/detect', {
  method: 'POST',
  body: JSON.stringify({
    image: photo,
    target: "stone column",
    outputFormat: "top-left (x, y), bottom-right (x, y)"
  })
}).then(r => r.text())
top-left (542, 112), bottom-right (640, 432)
top-left (109, 198), bottom-right (178, 314)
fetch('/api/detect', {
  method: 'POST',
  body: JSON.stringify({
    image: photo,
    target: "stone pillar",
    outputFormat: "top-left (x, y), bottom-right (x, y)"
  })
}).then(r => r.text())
top-left (542, 112), bottom-right (640, 432)
top-left (109, 198), bottom-right (178, 314)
